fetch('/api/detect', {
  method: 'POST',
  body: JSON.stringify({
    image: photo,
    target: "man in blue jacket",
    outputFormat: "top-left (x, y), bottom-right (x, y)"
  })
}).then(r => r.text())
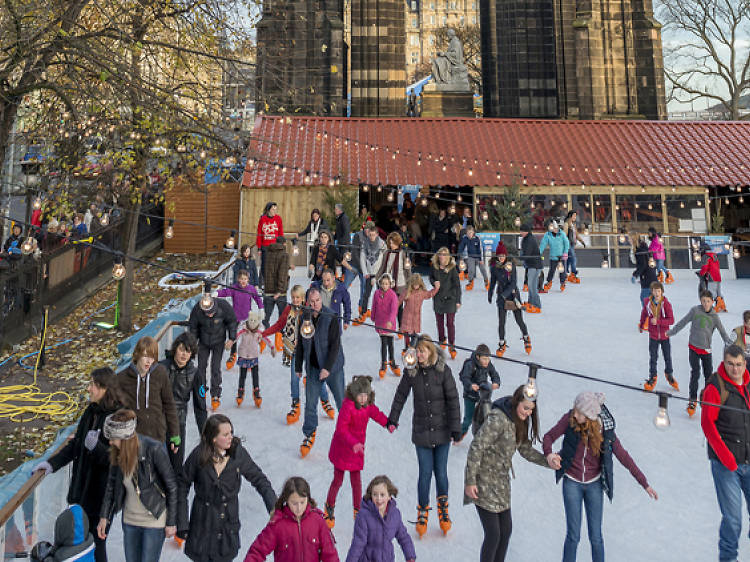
top-left (458, 225), bottom-right (489, 291)
top-left (539, 219), bottom-right (570, 293)
top-left (313, 268), bottom-right (352, 330)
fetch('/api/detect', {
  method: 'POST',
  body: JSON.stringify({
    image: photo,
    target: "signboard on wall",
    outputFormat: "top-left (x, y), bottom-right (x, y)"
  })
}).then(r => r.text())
top-left (477, 232), bottom-right (505, 256)
top-left (702, 235), bottom-right (732, 255)
top-left (399, 185), bottom-right (421, 212)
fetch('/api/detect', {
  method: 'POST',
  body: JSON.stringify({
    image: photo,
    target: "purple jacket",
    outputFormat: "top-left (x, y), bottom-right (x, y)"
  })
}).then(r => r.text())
top-left (217, 283), bottom-right (263, 323)
top-left (345, 499), bottom-right (415, 562)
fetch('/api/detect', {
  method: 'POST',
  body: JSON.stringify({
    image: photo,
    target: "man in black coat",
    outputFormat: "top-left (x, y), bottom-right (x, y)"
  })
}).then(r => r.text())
top-left (334, 203), bottom-right (351, 262)
top-left (188, 296), bottom-right (237, 410)
top-left (519, 223), bottom-right (543, 313)
top-left (160, 331), bottom-right (207, 472)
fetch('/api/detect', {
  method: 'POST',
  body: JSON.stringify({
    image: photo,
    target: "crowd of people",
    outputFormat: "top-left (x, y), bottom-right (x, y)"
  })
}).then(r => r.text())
top-left (27, 199), bottom-right (750, 562)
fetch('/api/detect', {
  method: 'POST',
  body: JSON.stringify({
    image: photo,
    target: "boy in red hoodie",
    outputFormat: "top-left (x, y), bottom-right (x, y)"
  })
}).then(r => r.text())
top-left (700, 250), bottom-right (726, 312)
top-left (640, 281), bottom-right (677, 392)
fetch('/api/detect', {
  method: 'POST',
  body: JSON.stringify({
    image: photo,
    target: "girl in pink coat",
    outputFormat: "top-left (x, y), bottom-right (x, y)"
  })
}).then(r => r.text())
top-left (324, 376), bottom-right (389, 529)
top-left (244, 477), bottom-right (339, 562)
top-left (399, 273), bottom-right (439, 355)
top-left (371, 273), bottom-right (400, 378)
top-left (648, 227), bottom-right (673, 283)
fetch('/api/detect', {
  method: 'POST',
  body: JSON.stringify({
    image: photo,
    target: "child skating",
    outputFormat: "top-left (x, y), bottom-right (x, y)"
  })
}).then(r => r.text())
top-left (235, 311), bottom-right (275, 407)
top-left (458, 344), bottom-right (500, 439)
top-left (730, 310), bottom-right (750, 361)
top-left (539, 220), bottom-right (570, 293)
top-left (324, 376), bottom-right (389, 529)
top-left (218, 268), bottom-right (264, 370)
top-left (371, 273), bottom-right (401, 378)
top-left (489, 250), bottom-right (532, 357)
top-left (667, 290), bottom-right (733, 416)
top-left (639, 281), bottom-right (677, 392)
top-left (699, 248), bottom-right (726, 312)
top-left (345, 475), bottom-right (416, 562)
top-left (398, 273), bottom-right (439, 354)
top-left (648, 227), bottom-right (673, 284)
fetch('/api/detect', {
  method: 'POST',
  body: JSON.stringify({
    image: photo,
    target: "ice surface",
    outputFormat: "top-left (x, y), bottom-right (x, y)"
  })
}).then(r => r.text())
top-left (106, 267), bottom-right (749, 561)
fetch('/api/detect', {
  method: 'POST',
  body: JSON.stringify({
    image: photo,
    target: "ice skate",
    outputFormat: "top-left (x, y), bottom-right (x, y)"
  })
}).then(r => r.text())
top-left (466, 280), bottom-right (474, 291)
top-left (379, 362), bottom-right (387, 379)
top-left (236, 388), bottom-right (244, 406)
top-left (286, 399), bottom-right (300, 424)
top-left (496, 341), bottom-right (507, 357)
top-left (560, 281), bottom-right (566, 292)
top-left (687, 401), bottom-right (697, 417)
top-left (449, 347), bottom-right (457, 360)
top-left (300, 430), bottom-right (316, 457)
top-left (321, 399), bottom-right (335, 419)
top-left (567, 272), bottom-right (581, 284)
top-left (666, 375), bottom-right (680, 391)
top-left (665, 272), bottom-right (675, 284)
top-left (523, 335), bottom-right (532, 354)
top-left (323, 502), bottom-right (335, 529)
top-left (253, 387), bottom-right (262, 408)
top-left (275, 332), bottom-right (283, 352)
top-left (211, 396), bottom-right (220, 411)
top-left (485, 280), bottom-right (490, 291)
top-left (415, 505), bottom-right (430, 538)
top-left (644, 375), bottom-right (657, 392)
top-left (390, 361), bottom-right (401, 376)
top-left (225, 353), bottom-right (237, 370)
top-left (714, 296), bottom-right (727, 313)
top-left (658, 271), bottom-right (664, 283)
top-left (440, 339), bottom-right (447, 349)
top-left (437, 495), bottom-right (452, 535)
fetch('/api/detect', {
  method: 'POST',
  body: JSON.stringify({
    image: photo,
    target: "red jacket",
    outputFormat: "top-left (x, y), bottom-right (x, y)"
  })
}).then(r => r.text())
top-left (701, 363), bottom-right (750, 471)
top-left (257, 215), bottom-right (284, 248)
top-left (244, 504), bottom-right (339, 562)
top-left (328, 398), bottom-right (387, 471)
top-left (700, 253), bottom-right (721, 282)
top-left (639, 296), bottom-right (674, 340)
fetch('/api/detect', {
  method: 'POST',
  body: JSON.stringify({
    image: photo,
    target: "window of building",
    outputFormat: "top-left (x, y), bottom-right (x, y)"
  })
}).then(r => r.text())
top-left (412, 17), bottom-right (418, 28)
top-left (529, 195), bottom-right (568, 231)
top-left (410, 35), bottom-right (419, 46)
top-left (460, 15), bottom-right (465, 25)
top-left (442, 15), bottom-right (447, 24)
top-left (429, 14), bottom-right (435, 24)
top-left (615, 194), bottom-right (663, 235)
top-left (411, 0), bottom-right (418, 10)
top-left (665, 194), bottom-right (708, 233)
top-left (429, 35), bottom-right (435, 45)
top-left (430, 1), bottom-right (436, 8)
top-left (411, 52), bottom-right (419, 64)
top-left (471, 15), bottom-right (477, 24)
top-left (449, 1), bottom-right (456, 10)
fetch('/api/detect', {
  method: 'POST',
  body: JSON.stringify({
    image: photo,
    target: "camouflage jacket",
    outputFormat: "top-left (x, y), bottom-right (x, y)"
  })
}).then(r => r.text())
top-left (464, 399), bottom-right (548, 513)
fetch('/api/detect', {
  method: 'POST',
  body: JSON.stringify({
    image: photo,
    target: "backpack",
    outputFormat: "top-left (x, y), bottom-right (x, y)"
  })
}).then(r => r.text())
top-left (701, 374), bottom-right (730, 406)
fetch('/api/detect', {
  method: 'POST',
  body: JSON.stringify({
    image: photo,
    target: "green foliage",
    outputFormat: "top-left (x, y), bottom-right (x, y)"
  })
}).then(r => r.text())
top-left (481, 182), bottom-right (532, 232)
top-left (710, 206), bottom-right (725, 233)
top-left (322, 186), bottom-right (362, 232)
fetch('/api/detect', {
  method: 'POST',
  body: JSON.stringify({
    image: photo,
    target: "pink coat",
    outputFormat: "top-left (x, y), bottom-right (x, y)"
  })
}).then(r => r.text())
top-left (371, 288), bottom-right (399, 336)
top-left (244, 505), bottom-right (339, 562)
top-left (398, 287), bottom-right (438, 335)
top-left (328, 398), bottom-right (388, 471)
top-left (649, 235), bottom-right (665, 260)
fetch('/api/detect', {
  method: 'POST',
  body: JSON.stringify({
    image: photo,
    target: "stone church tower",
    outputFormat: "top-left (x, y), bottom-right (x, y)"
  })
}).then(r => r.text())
top-left (256, 0), bottom-right (346, 116)
top-left (480, 0), bottom-right (666, 120)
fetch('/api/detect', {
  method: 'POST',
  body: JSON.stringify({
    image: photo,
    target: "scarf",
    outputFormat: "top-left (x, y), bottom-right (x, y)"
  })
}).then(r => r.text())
top-left (310, 219), bottom-right (321, 242)
top-left (385, 250), bottom-right (400, 288)
top-left (316, 244), bottom-right (329, 273)
top-left (649, 296), bottom-right (663, 320)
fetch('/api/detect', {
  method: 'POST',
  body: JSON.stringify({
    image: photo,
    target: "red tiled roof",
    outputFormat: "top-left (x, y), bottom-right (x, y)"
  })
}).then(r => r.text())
top-left (242, 116), bottom-right (750, 188)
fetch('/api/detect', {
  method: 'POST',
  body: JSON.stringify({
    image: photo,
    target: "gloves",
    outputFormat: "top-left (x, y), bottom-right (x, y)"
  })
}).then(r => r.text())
top-left (34, 461), bottom-right (52, 476)
top-left (353, 443), bottom-right (365, 454)
top-left (84, 429), bottom-right (101, 451)
top-left (387, 425), bottom-right (396, 433)
top-left (562, 254), bottom-right (568, 260)
top-left (170, 435), bottom-right (181, 447)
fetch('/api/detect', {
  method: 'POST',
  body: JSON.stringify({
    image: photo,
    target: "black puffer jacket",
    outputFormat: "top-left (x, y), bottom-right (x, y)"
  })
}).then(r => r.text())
top-left (188, 298), bottom-right (237, 347)
top-left (177, 441), bottom-right (276, 560)
top-left (159, 355), bottom-right (207, 433)
top-left (100, 435), bottom-right (178, 526)
top-left (520, 232), bottom-right (543, 269)
top-left (48, 401), bottom-right (120, 517)
top-left (429, 260), bottom-right (461, 315)
top-left (388, 349), bottom-right (461, 447)
top-left (488, 262), bottom-right (520, 305)
top-left (459, 352), bottom-right (501, 401)
top-left (633, 241), bottom-right (657, 289)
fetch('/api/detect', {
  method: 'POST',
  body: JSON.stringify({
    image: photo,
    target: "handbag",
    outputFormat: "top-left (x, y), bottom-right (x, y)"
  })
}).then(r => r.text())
top-left (504, 299), bottom-right (519, 311)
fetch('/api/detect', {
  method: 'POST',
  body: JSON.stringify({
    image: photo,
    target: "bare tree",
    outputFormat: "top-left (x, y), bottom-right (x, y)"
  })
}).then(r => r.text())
top-left (660, 0), bottom-right (750, 119)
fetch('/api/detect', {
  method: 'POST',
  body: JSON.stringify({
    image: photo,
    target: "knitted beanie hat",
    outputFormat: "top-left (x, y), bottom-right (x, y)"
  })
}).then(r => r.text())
top-left (574, 392), bottom-right (606, 420)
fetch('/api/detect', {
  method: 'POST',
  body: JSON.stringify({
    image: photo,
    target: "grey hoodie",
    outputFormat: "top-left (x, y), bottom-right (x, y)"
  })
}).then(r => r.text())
top-left (667, 305), bottom-right (732, 351)
top-left (359, 235), bottom-right (385, 276)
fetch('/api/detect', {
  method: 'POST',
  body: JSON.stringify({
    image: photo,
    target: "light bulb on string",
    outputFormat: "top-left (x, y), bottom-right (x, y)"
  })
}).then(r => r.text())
top-left (377, 185), bottom-right (382, 193)
top-left (165, 219), bottom-right (175, 239)
top-left (363, 185), bottom-right (369, 192)
top-left (740, 196), bottom-right (745, 204)
top-left (583, 226), bottom-right (590, 236)
top-left (32, 197), bottom-right (42, 210)
top-left (112, 257), bottom-right (126, 280)
top-left (457, 194), bottom-right (463, 202)
top-left (733, 248), bottom-right (741, 259)
top-left (292, 240), bottom-right (300, 256)
top-left (680, 201), bottom-right (685, 209)
top-left (493, 199), bottom-right (498, 206)
top-left (514, 217), bottom-right (521, 227)
top-left (300, 316), bottom-right (315, 339)
top-left (618, 234), bottom-right (626, 244)
top-left (648, 256), bottom-right (656, 268)
top-left (387, 191), bottom-right (394, 202)
top-left (600, 256), bottom-right (609, 269)
top-left (449, 204), bottom-right (456, 215)
top-left (344, 251), bottom-right (352, 262)
top-left (724, 243), bottom-right (731, 251)
top-left (20, 237), bottom-right (35, 255)
top-left (403, 346), bottom-right (417, 368)
top-left (199, 281), bottom-right (214, 312)
top-left (481, 210), bottom-right (489, 221)
top-left (556, 261), bottom-right (564, 273)
top-left (404, 256), bottom-right (412, 269)
top-left (691, 239), bottom-right (699, 250)
top-left (504, 261), bottom-right (513, 272)
top-left (653, 393), bottom-right (670, 429)
top-left (458, 259), bottom-right (466, 271)
top-left (99, 213), bottom-right (110, 227)
top-left (693, 251), bottom-right (702, 263)
top-left (510, 200), bottom-right (516, 207)
top-left (523, 364), bottom-right (539, 401)
top-left (421, 197), bottom-right (428, 207)
top-left (697, 200), bottom-right (702, 206)
top-left (225, 230), bottom-right (236, 249)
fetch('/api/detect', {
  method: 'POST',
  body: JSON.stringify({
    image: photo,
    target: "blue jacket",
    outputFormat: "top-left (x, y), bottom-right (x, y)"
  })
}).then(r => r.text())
top-left (539, 230), bottom-right (570, 259)
top-left (458, 235), bottom-right (482, 258)
top-left (345, 499), bottom-right (416, 562)
top-left (295, 305), bottom-right (345, 375)
top-left (312, 280), bottom-right (352, 326)
top-left (52, 504), bottom-right (95, 561)
top-left (233, 257), bottom-right (259, 286)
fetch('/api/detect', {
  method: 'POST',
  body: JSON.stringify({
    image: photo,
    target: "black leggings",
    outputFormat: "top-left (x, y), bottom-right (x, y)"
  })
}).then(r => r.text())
top-left (497, 306), bottom-right (528, 342)
top-left (476, 506), bottom-right (512, 562)
top-left (380, 335), bottom-right (395, 363)
top-left (239, 364), bottom-right (259, 390)
top-left (546, 259), bottom-right (567, 284)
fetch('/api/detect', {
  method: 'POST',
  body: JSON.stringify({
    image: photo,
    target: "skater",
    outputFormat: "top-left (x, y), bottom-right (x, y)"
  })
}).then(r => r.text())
top-left (542, 392), bottom-right (658, 562)
top-left (355, 222), bottom-right (386, 323)
top-left (243, 477), bottom-right (338, 562)
top-left (261, 235), bottom-right (290, 335)
top-left (256, 202), bottom-right (283, 286)
top-left (232, 244), bottom-right (259, 287)
top-left (458, 225), bottom-right (489, 291)
top-left (668, 290), bottom-right (733, 416)
top-left (334, 203), bottom-right (351, 274)
top-left (730, 310), bottom-right (750, 361)
top-left (324, 376), bottom-right (389, 529)
top-left (298, 208), bottom-right (329, 262)
top-left (118, 336), bottom-right (180, 446)
top-left (309, 229), bottom-right (337, 283)
top-left (235, 311), bottom-right (275, 408)
top-left (539, 220), bottom-right (570, 293)
top-left (371, 273), bottom-right (400, 378)
top-left (387, 335), bottom-right (461, 538)
top-left (177, 414), bottom-right (276, 562)
top-left (376, 232), bottom-right (412, 328)
top-left (563, 211), bottom-right (584, 284)
top-left (34, 368), bottom-right (122, 562)
top-left (345, 475), bottom-right (416, 562)
top-left (399, 273), bottom-right (439, 353)
top-left (518, 223), bottom-right (543, 313)
top-left (701, 345), bottom-right (750, 562)
top-left (159, 332), bottom-right (207, 474)
top-left (217, 269), bottom-right (263, 370)
top-left (648, 227), bottom-right (672, 284)
top-left (458, 344), bottom-right (500, 438)
top-left (262, 285), bottom-right (333, 424)
top-left (429, 247), bottom-right (462, 359)
top-left (188, 291), bottom-right (238, 411)
top-left (699, 248), bottom-right (726, 312)
top-left (97, 410), bottom-right (177, 562)
top-left (489, 251), bottom-right (531, 357)
top-left (295, 287), bottom-right (346, 457)
top-left (631, 232), bottom-right (657, 304)
top-left (313, 268), bottom-right (352, 330)
top-left (639, 281), bottom-right (677, 392)
top-left (464, 385), bottom-right (559, 562)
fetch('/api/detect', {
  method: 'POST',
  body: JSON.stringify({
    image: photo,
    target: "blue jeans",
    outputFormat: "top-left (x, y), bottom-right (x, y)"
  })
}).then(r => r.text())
top-left (562, 477), bottom-right (604, 562)
top-left (711, 459), bottom-right (750, 561)
top-left (566, 247), bottom-right (578, 275)
top-left (302, 367), bottom-right (344, 437)
top-left (527, 268), bottom-right (541, 309)
top-left (290, 353), bottom-right (329, 402)
top-left (461, 397), bottom-right (477, 435)
top-left (655, 258), bottom-right (669, 276)
top-left (648, 338), bottom-right (673, 377)
top-left (415, 443), bottom-right (450, 507)
top-left (122, 523), bottom-right (164, 562)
